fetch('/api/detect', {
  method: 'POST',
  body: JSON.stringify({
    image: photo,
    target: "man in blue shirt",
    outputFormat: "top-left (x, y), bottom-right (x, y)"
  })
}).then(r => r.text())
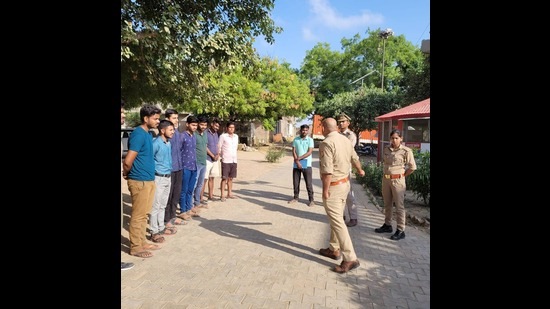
top-left (288, 124), bottom-right (315, 207)
top-left (149, 120), bottom-right (176, 244)
top-left (178, 115), bottom-right (200, 219)
top-left (123, 104), bottom-right (162, 258)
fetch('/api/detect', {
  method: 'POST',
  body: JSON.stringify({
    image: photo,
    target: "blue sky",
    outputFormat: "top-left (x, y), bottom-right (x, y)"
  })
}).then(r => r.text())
top-left (253, 0), bottom-right (430, 70)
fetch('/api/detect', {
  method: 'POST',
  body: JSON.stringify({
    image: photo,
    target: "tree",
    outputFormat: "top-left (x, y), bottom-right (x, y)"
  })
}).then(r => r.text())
top-left (300, 29), bottom-right (424, 109)
top-left (399, 53), bottom-right (430, 104)
top-left (187, 57), bottom-right (314, 131)
top-left (300, 43), bottom-right (350, 104)
top-left (121, 0), bottom-right (282, 108)
top-left (315, 87), bottom-right (402, 144)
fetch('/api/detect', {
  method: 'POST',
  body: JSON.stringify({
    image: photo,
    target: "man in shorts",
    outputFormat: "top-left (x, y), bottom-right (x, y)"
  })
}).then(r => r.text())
top-left (201, 117), bottom-right (221, 201)
top-left (218, 121), bottom-right (239, 201)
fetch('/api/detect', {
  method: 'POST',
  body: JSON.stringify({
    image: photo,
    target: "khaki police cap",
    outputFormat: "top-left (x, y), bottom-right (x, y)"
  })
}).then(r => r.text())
top-left (337, 113), bottom-right (351, 122)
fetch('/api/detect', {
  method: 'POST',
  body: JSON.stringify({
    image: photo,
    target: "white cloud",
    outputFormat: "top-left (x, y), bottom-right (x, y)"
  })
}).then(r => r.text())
top-left (302, 27), bottom-right (317, 41)
top-left (309, 0), bottom-right (384, 30)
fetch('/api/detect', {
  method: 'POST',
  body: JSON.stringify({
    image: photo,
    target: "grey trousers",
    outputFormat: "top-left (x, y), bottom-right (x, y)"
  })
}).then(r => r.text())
top-left (344, 173), bottom-right (357, 221)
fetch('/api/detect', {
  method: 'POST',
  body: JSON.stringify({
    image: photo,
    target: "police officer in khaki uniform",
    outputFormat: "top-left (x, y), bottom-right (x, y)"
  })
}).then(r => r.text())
top-left (337, 113), bottom-right (359, 227)
top-left (375, 129), bottom-right (417, 240)
top-left (318, 117), bottom-right (365, 273)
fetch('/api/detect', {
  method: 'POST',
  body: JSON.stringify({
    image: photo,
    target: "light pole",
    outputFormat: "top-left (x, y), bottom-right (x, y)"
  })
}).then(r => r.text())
top-left (379, 28), bottom-right (393, 91)
top-left (349, 70), bottom-right (379, 87)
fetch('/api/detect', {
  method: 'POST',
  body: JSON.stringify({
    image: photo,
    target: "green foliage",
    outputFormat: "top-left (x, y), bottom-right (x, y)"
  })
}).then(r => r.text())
top-left (356, 161), bottom-right (384, 196)
top-left (121, 0), bottom-right (282, 107)
top-left (356, 150), bottom-right (430, 207)
top-left (300, 28), bottom-right (424, 107)
top-left (265, 145), bottom-right (286, 163)
top-left (400, 53), bottom-right (430, 105)
top-left (300, 43), bottom-right (348, 104)
top-left (315, 88), bottom-right (402, 139)
top-left (192, 57), bottom-right (314, 125)
top-left (125, 112), bottom-right (141, 128)
top-left (406, 150), bottom-right (430, 206)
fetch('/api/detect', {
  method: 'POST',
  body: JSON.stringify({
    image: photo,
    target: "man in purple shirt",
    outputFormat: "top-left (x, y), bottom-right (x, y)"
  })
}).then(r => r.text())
top-left (164, 109), bottom-right (189, 226)
top-left (178, 115), bottom-right (200, 219)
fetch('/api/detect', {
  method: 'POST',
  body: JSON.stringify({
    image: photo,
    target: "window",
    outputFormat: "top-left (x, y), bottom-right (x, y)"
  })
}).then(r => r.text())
top-left (403, 119), bottom-right (430, 143)
top-left (382, 121), bottom-right (391, 142)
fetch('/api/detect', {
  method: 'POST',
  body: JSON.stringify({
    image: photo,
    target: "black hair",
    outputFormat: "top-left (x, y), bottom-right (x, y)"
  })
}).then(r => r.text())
top-left (121, 99), bottom-right (125, 108)
top-left (210, 117), bottom-right (220, 125)
top-left (390, 129), bottom-right (402, 137)
top-left (165, 108), bottom-right (178, 119)
top-left (198, 115), bottom-right (209, 124)
top-left (158, 119), bottom-right (174, 132)
top-left (300, 124), bottom-right (310, 130)
top-left (186, 115), bottom-right (199, 124)
top-left (226, 121), bottom-right (235, 128)
top-left (139, 104), bottom-right (162, 123)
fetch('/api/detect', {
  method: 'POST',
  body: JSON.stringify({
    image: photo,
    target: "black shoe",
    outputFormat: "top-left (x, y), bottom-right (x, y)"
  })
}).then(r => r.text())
top-left (346, 219), bottom-right (357, 227)
top-left (375, 223), bottom-right (393, 233)
top-left (390, 230), bottom-right (405, 240)
top-left (121, 262), bottom-right (134, 271)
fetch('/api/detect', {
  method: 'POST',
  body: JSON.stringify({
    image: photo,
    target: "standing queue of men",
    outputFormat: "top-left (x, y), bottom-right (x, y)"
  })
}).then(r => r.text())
top-left (122, 104), bottom-right (238, 259)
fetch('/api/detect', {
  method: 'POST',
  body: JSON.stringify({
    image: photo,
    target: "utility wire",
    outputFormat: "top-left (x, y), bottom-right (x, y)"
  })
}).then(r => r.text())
top-left (415, 23), bottom-right (430, 46)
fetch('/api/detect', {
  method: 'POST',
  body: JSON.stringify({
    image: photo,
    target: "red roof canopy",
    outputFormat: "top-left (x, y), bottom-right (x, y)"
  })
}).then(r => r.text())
top-left (375, 98), bottom-right (430, 121)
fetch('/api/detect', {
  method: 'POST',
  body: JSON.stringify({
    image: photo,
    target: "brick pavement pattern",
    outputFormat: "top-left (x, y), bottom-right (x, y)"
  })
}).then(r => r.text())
top-left (121, 148), bottom-right (430, 309)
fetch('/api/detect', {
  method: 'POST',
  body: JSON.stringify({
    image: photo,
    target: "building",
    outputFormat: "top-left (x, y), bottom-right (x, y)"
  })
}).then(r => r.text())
top-left (374, 98), bottom-right (430, 161)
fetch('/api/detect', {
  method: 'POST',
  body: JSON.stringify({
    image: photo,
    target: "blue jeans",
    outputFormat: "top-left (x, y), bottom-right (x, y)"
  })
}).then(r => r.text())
top-left (179, 168), bottom-right (198, 213)
top-left (193, 163), bottom-right (207, 206)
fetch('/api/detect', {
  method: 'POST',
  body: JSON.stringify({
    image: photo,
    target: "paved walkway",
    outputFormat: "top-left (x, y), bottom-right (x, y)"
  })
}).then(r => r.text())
top-left (121, 148), bottom-right (430, 309)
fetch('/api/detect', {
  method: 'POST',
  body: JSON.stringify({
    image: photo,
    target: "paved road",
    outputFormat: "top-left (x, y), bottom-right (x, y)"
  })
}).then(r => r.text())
top-left (121, 148), bottom-right (430, 309)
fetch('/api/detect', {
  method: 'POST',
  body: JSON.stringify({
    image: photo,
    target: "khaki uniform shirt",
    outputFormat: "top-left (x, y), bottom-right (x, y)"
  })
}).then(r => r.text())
top-left (340, 129), bottom-right (357, 147)
top-left (383, 144), bottom-right (417, 175)
top-left (319, 131), bottom-right (360, 181)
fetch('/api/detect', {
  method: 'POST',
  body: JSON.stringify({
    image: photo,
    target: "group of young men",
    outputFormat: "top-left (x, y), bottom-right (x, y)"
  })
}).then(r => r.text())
top-left (121, 103), bottom-right (416, 274)
top-left (121, 103), bottom-right (239, 260)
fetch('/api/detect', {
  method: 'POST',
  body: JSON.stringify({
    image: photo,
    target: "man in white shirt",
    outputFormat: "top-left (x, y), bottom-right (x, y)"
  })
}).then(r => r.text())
top-left (218, 121), bottom-right (239, 201)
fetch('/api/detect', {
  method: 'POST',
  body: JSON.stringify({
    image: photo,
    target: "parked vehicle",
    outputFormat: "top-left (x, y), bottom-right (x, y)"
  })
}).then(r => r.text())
top-left (355, 142), bottom-right (376, 156)
top-left (121, 128), bottom-right (157, 158)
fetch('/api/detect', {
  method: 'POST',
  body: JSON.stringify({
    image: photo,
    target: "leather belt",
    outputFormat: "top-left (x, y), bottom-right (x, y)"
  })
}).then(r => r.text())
top-left (330, 177), bottom-right (349, 186)
top-left (384, 174), bottom-right (404, 179)
top-left (155, 173), bottom-right (171, 178)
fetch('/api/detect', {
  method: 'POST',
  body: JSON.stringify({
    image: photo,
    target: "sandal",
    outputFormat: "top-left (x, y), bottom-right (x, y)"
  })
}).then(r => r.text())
top-left (169, 218), bottom-right (188, 226)
top-left (177, 213), bottom-right (192, 220)
top-left (150, 233), bottom-right (165, 243)
top-left (228, 195), bottom-right (239, 199)
top-left (131, 251), bottom-right (153, 258)
top-left (161, 227), bottom-right (177, 235)
top-left (143, 243), bottom-right (161, 250)
top-left (220, 197), bottom-right (227, 202)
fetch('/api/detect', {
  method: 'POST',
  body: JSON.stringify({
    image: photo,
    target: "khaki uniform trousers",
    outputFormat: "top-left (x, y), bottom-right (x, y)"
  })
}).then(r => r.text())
top-left (127, 179), bottom-right (156, 254)
top-left (382, 177), bottom-right (406, 231)
top-left (323, 181), bottom-right (357, 262)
